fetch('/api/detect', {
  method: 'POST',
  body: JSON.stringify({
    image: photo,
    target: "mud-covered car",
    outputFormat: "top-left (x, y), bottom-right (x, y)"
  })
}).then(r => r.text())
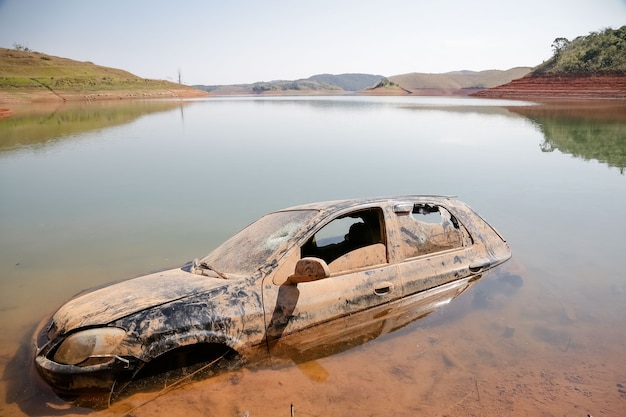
top-left (34, 196), bottom-right (511, 394)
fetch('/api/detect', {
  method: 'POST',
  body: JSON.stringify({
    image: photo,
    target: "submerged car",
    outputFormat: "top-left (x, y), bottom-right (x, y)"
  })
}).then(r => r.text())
top-left (34, 195), bottom-right (511, 394)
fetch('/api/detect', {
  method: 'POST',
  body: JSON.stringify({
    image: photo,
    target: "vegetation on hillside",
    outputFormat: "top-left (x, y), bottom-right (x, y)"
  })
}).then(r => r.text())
top-left (533, 26), bottom-right (626, 75)
top-left (374, 77), bottom-right (397, 88)
top-left (0, 47), bottom-right (202, 99)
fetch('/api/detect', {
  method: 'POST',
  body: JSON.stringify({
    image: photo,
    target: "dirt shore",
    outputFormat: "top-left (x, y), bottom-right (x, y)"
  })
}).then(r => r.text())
top-left (0, 87), bottom-right (209, 118)
top-left (471, 74), bottom-right (626, 99)
top-left (0, 88), bottom-right (208, 102)
top-left (2, 74), bottom-right (625, 120)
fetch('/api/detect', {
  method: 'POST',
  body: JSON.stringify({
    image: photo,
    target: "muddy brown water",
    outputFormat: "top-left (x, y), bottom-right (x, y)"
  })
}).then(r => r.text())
top-left (1, 97), bottom-right (625, 416)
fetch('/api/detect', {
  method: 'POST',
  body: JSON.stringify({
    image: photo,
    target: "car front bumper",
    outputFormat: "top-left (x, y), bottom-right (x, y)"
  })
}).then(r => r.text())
top-left (33, 316), bottom-right (136, 393)
top-left (34, 354), bottom-right (134, 393)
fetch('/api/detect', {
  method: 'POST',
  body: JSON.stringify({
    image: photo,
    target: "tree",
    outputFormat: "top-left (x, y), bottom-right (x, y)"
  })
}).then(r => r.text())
top-left (551, 37), bottom-right (569, 57)
top-left (12, 42), bottom-right (32, 52)
top-left (374, 77), bottom-right (396, 88)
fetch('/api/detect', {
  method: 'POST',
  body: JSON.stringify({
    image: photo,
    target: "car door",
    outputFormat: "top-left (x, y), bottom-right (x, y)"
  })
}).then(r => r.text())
top-left (391, 201), bottom-right (475, 296)
top-left (262, 206), bottom-right (402, 360)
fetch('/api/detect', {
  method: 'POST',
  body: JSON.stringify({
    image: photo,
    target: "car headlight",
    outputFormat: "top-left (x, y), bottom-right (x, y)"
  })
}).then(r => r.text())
top-left (53, 328), bottom-right (126, 365)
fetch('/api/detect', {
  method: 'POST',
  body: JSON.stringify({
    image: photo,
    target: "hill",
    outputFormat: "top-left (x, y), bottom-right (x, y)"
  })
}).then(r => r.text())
top-left (194, 73), bottom-right (383, 95)
top-left (390, 68), bottom-right (532, 89)
top-left (0, 47), bottom-right (208, 103)
top-left (374, 67), bottom-right (533, 95)
top-left (533, 26), bottom-right (626, 76)
top-left (307, 73), bottom-right (383, 91)
top-left (473, 26), bottom-right (626, 99)
top-left (195, 69), bottom-right (530, 96)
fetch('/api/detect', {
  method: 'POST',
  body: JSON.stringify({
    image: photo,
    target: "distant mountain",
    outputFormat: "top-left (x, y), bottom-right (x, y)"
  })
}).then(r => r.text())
top-left (388, 68), bottom-right (533, 90)
top-left (307, 73), bottom-right (383, 91)
top-left (195, 69), bottom-right (531, 95)
top-left (194, 73), bottom-right (383, 94)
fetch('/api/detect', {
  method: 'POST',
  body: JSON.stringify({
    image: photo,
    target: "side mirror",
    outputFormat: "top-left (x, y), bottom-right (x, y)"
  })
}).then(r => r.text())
top-left (288, 257), bottom-right (330, 284)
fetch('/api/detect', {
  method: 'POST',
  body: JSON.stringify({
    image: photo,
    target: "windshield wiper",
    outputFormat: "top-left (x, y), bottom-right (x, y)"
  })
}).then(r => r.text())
top-left (191, 258), bottom-right (228, 279)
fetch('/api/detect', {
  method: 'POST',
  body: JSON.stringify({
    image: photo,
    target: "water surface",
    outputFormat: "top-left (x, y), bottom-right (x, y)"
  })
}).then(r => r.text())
top-left (1, 96), bottom-right (625, 416)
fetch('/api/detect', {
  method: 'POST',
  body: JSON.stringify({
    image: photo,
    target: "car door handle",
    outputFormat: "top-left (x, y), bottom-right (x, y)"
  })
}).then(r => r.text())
top-left (374, 282), bottom-right (394, 295)
top-left (469, 260), bottom-right (492, 273)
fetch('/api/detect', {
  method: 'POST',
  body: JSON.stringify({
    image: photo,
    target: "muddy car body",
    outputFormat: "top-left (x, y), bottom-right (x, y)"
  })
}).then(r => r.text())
top-left (34, 196), bottom-right (511, 393)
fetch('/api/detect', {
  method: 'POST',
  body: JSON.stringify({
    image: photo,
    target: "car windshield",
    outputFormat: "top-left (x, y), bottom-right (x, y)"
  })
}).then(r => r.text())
top-left (200, 209), bottom-right (319, 276)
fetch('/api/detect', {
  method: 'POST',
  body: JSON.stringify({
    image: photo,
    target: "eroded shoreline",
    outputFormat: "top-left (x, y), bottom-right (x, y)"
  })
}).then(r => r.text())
top-left (2, 78), bottom-right (626, 121)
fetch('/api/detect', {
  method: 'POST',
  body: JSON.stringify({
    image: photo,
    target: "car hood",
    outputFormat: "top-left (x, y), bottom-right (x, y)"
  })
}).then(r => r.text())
top-left (52, 268), bottom-right (231, 335)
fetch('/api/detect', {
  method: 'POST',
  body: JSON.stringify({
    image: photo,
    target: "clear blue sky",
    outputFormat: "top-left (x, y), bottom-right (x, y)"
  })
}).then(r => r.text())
top-left (1, 0), bottom-right (625, 85)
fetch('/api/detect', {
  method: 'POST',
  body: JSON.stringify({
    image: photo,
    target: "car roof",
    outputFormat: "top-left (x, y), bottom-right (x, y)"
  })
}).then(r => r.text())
top-left (278, 195), bottom-right (458, 214)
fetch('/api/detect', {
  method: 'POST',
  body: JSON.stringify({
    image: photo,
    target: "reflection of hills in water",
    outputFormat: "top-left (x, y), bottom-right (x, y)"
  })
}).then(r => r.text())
top-left (509, 103), bottom-right (626, 174)
top-left (0, 100), bottom-right (188, 152)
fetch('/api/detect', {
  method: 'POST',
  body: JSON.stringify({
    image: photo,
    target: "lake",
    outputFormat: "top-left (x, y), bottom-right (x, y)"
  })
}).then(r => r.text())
top-left (1, 96), bottom-right (625, 416)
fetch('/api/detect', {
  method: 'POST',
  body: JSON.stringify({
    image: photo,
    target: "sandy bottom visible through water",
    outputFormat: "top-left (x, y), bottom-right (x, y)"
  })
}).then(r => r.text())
top-left (1, 265), bottom-right (625, 417)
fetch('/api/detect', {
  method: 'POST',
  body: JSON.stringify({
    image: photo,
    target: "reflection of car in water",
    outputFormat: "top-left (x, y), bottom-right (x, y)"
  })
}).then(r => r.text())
top-left (33, 196), bottom-right (511, 399)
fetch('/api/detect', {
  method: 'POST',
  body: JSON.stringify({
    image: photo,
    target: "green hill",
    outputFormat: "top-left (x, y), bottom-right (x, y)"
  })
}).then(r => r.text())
top-left (0, 47), bottom-right (207, 102)
top-left (533, 26), bottom-right (626, 75)
top-left (471, 26), bottom-right (626, 99)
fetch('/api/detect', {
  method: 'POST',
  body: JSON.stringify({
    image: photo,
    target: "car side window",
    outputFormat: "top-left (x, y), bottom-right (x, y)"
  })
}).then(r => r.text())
top-left (397, 204), bottom-right (469, 259)
top-left (301, 208), bottom-right (386, 273)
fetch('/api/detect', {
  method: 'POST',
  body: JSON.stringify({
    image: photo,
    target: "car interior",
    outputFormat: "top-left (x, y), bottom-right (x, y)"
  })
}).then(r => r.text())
top-left (300, 208), bottom-right (385, 268)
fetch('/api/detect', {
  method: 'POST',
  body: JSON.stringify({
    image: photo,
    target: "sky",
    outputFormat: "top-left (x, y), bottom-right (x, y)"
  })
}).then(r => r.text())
top-left (1, 0), bottom-right (625, 86)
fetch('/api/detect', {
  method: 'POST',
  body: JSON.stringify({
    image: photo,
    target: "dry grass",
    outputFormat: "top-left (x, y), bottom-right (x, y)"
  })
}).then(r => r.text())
top-left (389, 67), bottom-right (533, 90)
top-left (0, 47), bottom-right (207, 102)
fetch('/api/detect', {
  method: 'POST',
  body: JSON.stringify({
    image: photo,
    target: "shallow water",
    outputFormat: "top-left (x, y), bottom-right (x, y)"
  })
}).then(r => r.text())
top-left (1, 96), bottom-right (625, 416)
